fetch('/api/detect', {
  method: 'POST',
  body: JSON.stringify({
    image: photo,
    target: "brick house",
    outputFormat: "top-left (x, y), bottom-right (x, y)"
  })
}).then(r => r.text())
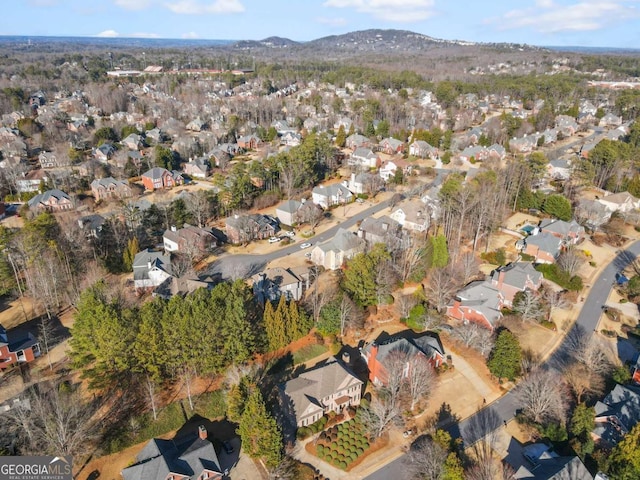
top-left (141, 167), bottom-right (184, 190)
top-left (225, 214), bottom-right (278, 244)
top-left (163, 224), bottom-right (217, 255)
top-left (280, 360), bottom-right (363, 428)
top-left (0, 324), bottom-right (41, 370)
top-left (27, 189), bottom-right (73, 212)
top-left (91, 177), bottom-right (133, 201)
top-left (489, 262), bottom-right (543, 307)
top-left (517, 232), bottom-right (562, 264)
top-left (237, 134), bottom-right (262, 150)
top-left (361, 331), bottom-right (445, 387)
top-left (539, 219), bottom-right (585, 245)
top-left (447, 280), bottom-right (504, 330)
top-left (121, 425), bottom-right (223, 480)
top-left (379, 137), bottom-right (404, 155)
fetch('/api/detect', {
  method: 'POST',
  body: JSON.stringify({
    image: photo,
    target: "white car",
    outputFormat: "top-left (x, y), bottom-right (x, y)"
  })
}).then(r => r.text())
top-left (283, 231), bottom-right (295, 238)
top-left (268, 236), bottom-right (281, 244)
top-left (300, 242), bottom-right (312, 249)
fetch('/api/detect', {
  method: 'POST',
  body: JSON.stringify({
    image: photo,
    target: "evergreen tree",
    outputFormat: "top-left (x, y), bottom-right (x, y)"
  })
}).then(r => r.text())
top-left (227, 376), bottom-right (255, 423)
top-left (606, 422), bottom-right (640, 479)
top-left (122, 236), bottom-right (139, 272)
top-left (430, 234), bottom-right (449, 268)
top-left (443, 453), bottom-right (465, 480)
top-left (287, 300), bottom-right (310, 341)
top-left (220, 280), bottom-right (258, 363)
top-left (264, 298), bottom-right (286, 351)
top-left (487, 329), bottom-right (522, 381)
top-left (238, 390), bottom-right (283, 468)
top-left (335, 125), bottom-right (346, 147)
top-left (542, 194), bottom-right (572, 221)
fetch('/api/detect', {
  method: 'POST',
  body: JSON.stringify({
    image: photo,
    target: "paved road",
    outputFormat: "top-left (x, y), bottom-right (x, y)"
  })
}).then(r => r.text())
top-left (207, 198), bottom-right (395, 279)
top-left (364, 240), bottom-right (640, 480)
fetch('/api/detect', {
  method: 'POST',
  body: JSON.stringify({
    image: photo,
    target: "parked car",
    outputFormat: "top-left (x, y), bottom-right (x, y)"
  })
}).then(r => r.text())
top-left (268, 236), bottom-right (281, 243)
top-left (300, 242), bottom-right (312, 249)
top-left (356, 198), bottom-right (365, 203)
top-left (283, 230), bottom-right (295, 238)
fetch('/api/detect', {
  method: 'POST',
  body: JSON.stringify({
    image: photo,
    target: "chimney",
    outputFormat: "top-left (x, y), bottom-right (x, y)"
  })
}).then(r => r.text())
top-left (171, 225), bottom-right (177, 232)
top-left (342, 351), bottom-right (351, 365)
top-left (198, 425), bottom-right (207, 440)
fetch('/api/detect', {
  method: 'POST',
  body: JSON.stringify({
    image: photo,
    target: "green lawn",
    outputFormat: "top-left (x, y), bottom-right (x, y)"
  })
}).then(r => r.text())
top-left (293, 344), bottom-right (328, 365)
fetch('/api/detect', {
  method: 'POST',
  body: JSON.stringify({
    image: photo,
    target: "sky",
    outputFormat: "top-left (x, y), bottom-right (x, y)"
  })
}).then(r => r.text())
top-left (3, 0), bottom-right (639, 48)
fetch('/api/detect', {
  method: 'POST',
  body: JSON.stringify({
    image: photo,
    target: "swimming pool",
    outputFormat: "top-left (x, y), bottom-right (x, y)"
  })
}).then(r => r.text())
top-left (521, 225), bottom-right (536, 234)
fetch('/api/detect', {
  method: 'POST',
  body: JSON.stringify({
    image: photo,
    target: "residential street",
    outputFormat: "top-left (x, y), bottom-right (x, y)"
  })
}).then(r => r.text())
top-left (364, 239), bottom-right (640, 480)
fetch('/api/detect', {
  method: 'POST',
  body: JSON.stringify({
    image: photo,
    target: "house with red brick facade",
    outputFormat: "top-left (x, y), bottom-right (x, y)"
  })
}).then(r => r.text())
top-left (517, 232), bottom-right (562, 264)
top-left (0, 324), bottom-right (41, 370)
top-left (361, 331), bottom-right (445, 387)
top-left (91, 177), bottom-right (133, 201)
top-left (489, 262), bottom-right (543, 307)
top-left (447, 280), bottom-right (504, 330)
top-left (141, 167), bottom-right (184, 190)
top-left (27, 189), bottom-right (73, 212)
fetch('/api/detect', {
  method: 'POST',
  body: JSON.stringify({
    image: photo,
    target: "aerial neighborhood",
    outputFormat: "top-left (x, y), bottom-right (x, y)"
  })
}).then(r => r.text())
top-left (2, 27), bottom-right (640, 480)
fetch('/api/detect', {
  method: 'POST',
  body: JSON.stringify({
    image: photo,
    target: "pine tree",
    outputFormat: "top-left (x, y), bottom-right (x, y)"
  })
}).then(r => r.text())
top-left (487, 329), bottom-right (522, 381)
top-left (122, 236), bottom-right (139, 272)
top-left (430, 234), bottom-right (449, 268)
top-left (287, 300), bottom-right (310, 342)
top-left (227, 376), bottom-right (254, 424)
top-left (335, 125), bottom-right (346, 147)
top-left (606, 422), bottom-right (640, 479)
top-left (237, 390), bottom-right (283, 468)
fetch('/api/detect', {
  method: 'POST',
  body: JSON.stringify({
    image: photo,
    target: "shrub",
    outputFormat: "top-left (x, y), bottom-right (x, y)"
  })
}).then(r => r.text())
top-left (481, 248), bottom-right (507, 265)
top-left (339, 461), bottom-right (347, 470)
top-left (535, 263), bottom-right (583, 291)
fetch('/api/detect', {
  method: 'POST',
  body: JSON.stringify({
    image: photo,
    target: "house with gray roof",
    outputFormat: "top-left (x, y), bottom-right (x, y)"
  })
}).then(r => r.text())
top-left (593, 384), bottom-right (640, 447)
top-left (27, 189), bottom-right (73, 212)
top-left (91, 177), bottom-right (133, 201)
top-left (225, 214), bottom-right (278, 244)
top-left (539, 219), bottom-right (585, 245)
top-left (275, 199), bottom-right (302, 226)
top-left (517, 232), bottom-right (562, 264)
top-left (280, 360), bottom-right (363, 428)
top-left (345, 133), bottom-right (371, 150)
top-left (409, 140), bottom-right (437, 159)
top-left (183, 157), bottom-right (210, 179)
top-left (361, 331), bottom-right (445, 387)
top-left (357, 215), bottom-right (403, 250)
top-left (598, 191), bottom-right (640, 214)
top-left (490, 262), bottom-right (543, 306)
top-left (349, 147), bottom-right (380, 169)
top-left (379, 137), bottom-right (404, 155)
top-left (133, 249), bottom-right (172, 289)
top-left (310, 228), bottom-right (366, 270)
top-left (311, 183), bottom-right (353, 209)
top-left (390, 199), bottom-right (431, 233)
top-left (507, 442), bottom-right (592, 480)
top-left (142, 167), bottom-right (184, 190)
top-left (121, 425), bottom-right (223, 480)
top-left (447, 280), bottom-right (504, 330)
top-left (121, 133), bottom-right (143, 151)
top-left (251, 266), bottom-right (309, 303)
top-left (575, 199), bottom-right (611, 230)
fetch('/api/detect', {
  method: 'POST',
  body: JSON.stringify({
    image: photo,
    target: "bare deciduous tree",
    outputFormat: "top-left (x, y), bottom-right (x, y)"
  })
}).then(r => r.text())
top-left (424, 266), bottom-right (458, 313)
top-left (9, 383), bottom-right (99, 457)
top-left (564, 327), bottom-right (610, 376)
top-left (515, 369), bottom-right (567, 424)
top-left (557, 247), bottom-right (584, 276)
top-left (462, 408), bottom-right (502, 480)
top-left (513, 290), bottom-right (544, 322)
top-left (186, 190), bottom-right (211, 228)
top-left (405, 437), bottom-right (447, 480)
top-left (564, 362), bottom-right (605, 403)
top-left (452, 323), bottom-right (494, 357)
top-left (407, 354), bottom-right (436, 411)
top-left (359, 388), bottom-right (401, 439)
top-left (395, 294), bottom-right (419, 319)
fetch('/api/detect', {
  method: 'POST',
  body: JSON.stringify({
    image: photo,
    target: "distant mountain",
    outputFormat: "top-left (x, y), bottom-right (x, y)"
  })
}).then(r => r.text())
top-left (305, 29), bottom-right (474, 51)
top-left (232, 36), bottom-right (299, 49)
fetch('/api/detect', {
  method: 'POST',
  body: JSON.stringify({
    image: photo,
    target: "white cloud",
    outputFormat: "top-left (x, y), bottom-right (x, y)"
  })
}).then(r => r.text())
top-left (114, 0), bottom-right (152, 10)
top-left (96, 30), bottom-right (120, 37)
top-left (182, 32), bottom-right (200, 38)
top-left (164, 0), bottom-right (244, 14)
top-left (316, 16), bottom-right (348, 26)
top-left (496, 0), bottom-right (639, 33)
top-left (323, 0), bottom-right (435, 22)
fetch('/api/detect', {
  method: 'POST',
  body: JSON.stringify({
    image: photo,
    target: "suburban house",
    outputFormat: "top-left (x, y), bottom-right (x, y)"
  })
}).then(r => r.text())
top-left (575, 199), bottom-right (612, 230)
top-left (346, 133), bottom-right (371, 150)
top-left (346, 172), bottom-right (382, 196)
top-left (390, 199), bottom-right (431, 233)
top-left (349, 147), bottom-right (380, 169)
top-left (593, 384), bottom-right (640, 447)
top-left (91, 177), bottom-right (133, 201)
top-left (0, 324), bottom-right (41, 371)
top-left (251, 266), bottom-right (309, 303)
top-left (133, 249), bottom-right (173, 289)
top-left (225, 214), bottom-right (279, 244)
top-left (237, 134), bottom-right (262, 150)
top-left (275, 199), bottom-right (302, 226)
top-left (311, 184), bottom-right (353, 209)
top-left (517, 232), bottom-right (562, 264)
top-left (121, 133), bottom-right (143, 151)
top-left (27, 189), bottom-right (73, 212)
top-left (379, 137), bottom-right (404, 155)
top-left (489, 262), bottom-right (543, 306)
top-left (447, 280), bottom-right (504, 330)
top-left (357, 215), bottom-right (403, 250)
top-left (163, 224), bottom-right (217, 255)
top-left (39, 151), bottom-right (65, 168)
top-left (16, 169), bottom-right (49, 193)
top-left (506, 442), bottom-right (592, 480)
top-left (598, 191), bottom-right (640, 214)
top-left (121, 425), bottom-right (223, 480)
top-left (555, 115), bottom-right (579, 137)
top-left (93, 143), bottom-right (116, 163)
top-left (142, 167), bottom-right (184, 190)
top-left (379, 158), bottom-right (411, 182)
top-left (78, 214), bottom-right (105, 239)
top-left (183, 157), bottom-right (210, 179)
top-left (546, 159), bottom-right (572, 181)
top-left (600, 113), bottom-right (622, 127)
top-left (539, 219), bottom-right (585, 245)
top-left (409, 140), bottom-right (437, 159)
top-left (280, 360), bottom-right (363, 428)
top-left (310, 228), bottom-right (366, 270)
top-left (361, 331), bottom-right (445, 387)
top-left (152, 276), bottom-right (211, 300)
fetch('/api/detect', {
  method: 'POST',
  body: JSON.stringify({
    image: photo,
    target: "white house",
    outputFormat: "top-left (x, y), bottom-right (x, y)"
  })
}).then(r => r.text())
top-left (312, 184), bottom-right (353, 209)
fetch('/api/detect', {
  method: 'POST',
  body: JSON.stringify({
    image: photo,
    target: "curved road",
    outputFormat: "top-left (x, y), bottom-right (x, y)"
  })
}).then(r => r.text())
top-left (365, 240), bottom-right (640, 480)
top-left (207, 197), bottom-right (394, 279)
